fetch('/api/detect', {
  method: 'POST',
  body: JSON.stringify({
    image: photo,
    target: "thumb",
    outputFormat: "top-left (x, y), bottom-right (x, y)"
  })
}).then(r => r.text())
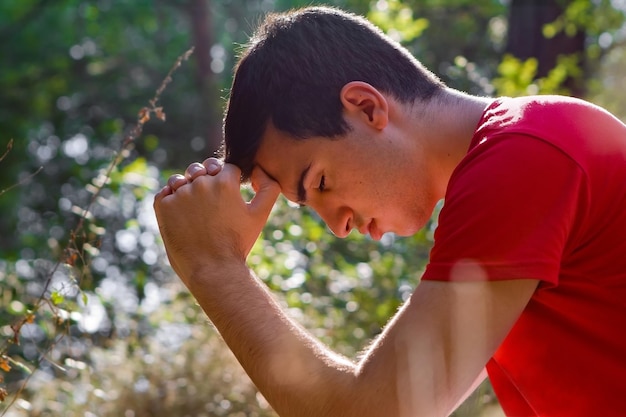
top-left (249, 167), bottom-right (281, 217)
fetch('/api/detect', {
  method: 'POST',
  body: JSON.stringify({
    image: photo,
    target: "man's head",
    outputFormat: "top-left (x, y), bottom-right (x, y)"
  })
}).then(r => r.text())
top-left (222, 6), bottom-right (445, 181)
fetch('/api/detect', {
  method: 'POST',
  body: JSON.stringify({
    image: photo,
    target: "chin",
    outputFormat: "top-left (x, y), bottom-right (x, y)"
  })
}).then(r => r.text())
top-left (392, 225), bottom-right (422, 237)
top-left (397, 218), bottom-right (429, 237)
top-left (384, 209), bottom-right (430, 238)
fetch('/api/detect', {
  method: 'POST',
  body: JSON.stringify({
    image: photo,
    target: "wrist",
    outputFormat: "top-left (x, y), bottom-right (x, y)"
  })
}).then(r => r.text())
top-left (185, 258), bottom-right (250, 292)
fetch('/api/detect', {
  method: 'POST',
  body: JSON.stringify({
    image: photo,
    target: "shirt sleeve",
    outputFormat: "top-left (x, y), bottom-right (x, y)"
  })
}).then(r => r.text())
top-left (422, 134), bottom-right (587, 286)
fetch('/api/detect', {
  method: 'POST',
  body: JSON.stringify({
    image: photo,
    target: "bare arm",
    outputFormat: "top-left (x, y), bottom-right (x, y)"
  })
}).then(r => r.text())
top-left (154, 160), bottom-right (537, 417)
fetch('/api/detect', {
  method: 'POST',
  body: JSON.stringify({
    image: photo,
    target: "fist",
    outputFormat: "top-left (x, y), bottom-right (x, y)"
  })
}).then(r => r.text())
top-left (153, 158), bottom-right (280, 284)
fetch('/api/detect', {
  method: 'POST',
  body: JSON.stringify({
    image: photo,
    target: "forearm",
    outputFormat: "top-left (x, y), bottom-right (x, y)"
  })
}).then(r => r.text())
top-left (153, 164), bottom-right (511, 417)
top-left (178, 262), bottom-right (525, 417)
top-left (153, 165), bottom-right (379, 415)
top-left (187, 262), bottom-right (360, 416)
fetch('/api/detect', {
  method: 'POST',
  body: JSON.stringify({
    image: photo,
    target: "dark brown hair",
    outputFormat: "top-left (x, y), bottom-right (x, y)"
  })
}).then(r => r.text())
top-left (222, 6), bottom-right (445, 181)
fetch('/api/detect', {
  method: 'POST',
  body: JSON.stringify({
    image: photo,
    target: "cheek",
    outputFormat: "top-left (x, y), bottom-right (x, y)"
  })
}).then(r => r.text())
top-left (389, 182), bottom-right (431, 224)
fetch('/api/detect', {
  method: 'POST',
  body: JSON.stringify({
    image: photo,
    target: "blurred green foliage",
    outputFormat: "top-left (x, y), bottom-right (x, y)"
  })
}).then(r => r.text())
top-left (0, 0), bottom-right (624, 416)
top-left (249, 195), bottom-right (434, 357)
top-left (493, 0), bottom-right (626, 97)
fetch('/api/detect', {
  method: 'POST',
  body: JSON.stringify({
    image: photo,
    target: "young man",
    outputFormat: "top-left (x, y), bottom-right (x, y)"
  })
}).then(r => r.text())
top-left (154, 6), bottom-right (626, 417)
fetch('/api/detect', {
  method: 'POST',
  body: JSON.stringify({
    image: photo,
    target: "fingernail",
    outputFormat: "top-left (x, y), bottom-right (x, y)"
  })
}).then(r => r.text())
top-left (187, 163), bottom-right (204, 176)
top-left (206, 161), bottom-right (220, 173)
top-left (167, 174), bottom-right (185, 188)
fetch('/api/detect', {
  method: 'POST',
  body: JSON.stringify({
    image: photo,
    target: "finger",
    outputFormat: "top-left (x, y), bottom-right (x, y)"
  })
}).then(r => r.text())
top-left (185, 162), bottom-right (207, 181)
top-left (248, 166), bottom-right (281, 217)
top-left (154, 185), bottom-right (173, 205)
top-left (167, 174), bottom-right (188, 191)
top-left (202, 157), bottom-right (224, 176)
top-left (218, 163), bottom-right (243, 185)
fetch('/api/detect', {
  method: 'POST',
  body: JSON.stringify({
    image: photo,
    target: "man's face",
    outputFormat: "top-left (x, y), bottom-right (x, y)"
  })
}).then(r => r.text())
top-left (254, 122), bottom-right (438, 240)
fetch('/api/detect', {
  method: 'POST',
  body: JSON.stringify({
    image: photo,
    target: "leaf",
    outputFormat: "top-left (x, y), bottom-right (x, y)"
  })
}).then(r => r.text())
top-left (0, 356), bottom-right (10, 372)
top-left (70, 205), bottom-right (94, 220)
top-left (154, 107), bottom-right (166, 121)
top-left (138, 107), bottom-right (150, 124)
top-left (7, 357), bottom-right (32, 375)
top-left (50, 291), bottom-right (65, 306)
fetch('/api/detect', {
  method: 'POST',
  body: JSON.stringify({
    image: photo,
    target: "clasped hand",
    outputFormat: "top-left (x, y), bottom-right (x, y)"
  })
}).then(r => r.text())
top-left (153, 158), bottom-right (280, 285)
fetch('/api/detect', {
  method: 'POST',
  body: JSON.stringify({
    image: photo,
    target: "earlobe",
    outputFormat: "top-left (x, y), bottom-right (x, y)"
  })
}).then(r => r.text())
top-left (340, 81), bottom-right (389, 130)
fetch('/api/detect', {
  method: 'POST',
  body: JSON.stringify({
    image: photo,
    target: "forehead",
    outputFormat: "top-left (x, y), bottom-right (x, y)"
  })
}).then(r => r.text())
top-left (254, 124), bottom-right (318, 201)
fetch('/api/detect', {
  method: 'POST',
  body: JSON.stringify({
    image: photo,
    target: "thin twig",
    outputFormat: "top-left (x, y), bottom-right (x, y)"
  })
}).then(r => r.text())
top-left (0, 46), bottom-right (195, 414)
top-left (0, 139), bottom-right (13, 163)
top-left (0, 166), bottom-right (43, 198)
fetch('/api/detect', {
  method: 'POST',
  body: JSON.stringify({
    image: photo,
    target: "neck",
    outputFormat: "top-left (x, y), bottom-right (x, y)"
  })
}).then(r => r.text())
top-left (415, 88), bottom-right (493, 200)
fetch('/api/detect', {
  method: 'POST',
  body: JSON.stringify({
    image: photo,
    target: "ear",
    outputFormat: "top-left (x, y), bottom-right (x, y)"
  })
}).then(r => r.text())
top-left (339, 81), bottom-right (389, 130)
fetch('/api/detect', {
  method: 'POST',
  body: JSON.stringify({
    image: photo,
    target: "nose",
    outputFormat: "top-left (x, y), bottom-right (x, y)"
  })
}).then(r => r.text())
top-left (313, 204), bottom-right (352, 238)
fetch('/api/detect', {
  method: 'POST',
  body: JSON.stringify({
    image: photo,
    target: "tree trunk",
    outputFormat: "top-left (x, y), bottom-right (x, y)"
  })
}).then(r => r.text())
top-left (188, 0), bottom-right (223, 154)
top-left (506, 0), bottom-right (586, 96)
top-left (189, 0), bottom-right (213, 88)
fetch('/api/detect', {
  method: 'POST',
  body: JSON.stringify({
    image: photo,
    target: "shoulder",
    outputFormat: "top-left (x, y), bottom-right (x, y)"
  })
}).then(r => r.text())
top-left (475, 95), bottom-right (624, 144)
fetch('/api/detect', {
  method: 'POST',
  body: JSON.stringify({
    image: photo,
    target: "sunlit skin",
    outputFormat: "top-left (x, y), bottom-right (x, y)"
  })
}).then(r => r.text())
top-left (255, 123), bottom-right (434, 241)
top-left (153, 84), bottom-right (540, 417)
top-left (254, 82), bottom-right (478, 241)
top-left (163, 83), bottom-right (483, 241)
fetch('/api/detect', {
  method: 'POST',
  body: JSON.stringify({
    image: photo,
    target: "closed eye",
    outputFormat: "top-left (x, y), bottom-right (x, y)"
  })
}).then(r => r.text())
top-left (318, 175), bottom-right (326, 192)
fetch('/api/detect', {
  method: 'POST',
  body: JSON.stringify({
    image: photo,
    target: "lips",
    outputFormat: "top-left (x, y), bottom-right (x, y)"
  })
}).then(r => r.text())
top-left (359, 219), bottom-right (383, 241)
top-left (368, 219), bottom-right (383, 241)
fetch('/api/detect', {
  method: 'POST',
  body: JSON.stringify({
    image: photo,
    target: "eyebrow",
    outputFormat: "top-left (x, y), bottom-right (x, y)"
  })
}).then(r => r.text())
top-left (296, 163), bottom-right (312, 205)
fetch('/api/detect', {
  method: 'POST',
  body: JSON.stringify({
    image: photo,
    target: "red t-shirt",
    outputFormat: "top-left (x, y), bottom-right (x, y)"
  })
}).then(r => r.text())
top-left (422, 96), bottom-right (626, 416)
